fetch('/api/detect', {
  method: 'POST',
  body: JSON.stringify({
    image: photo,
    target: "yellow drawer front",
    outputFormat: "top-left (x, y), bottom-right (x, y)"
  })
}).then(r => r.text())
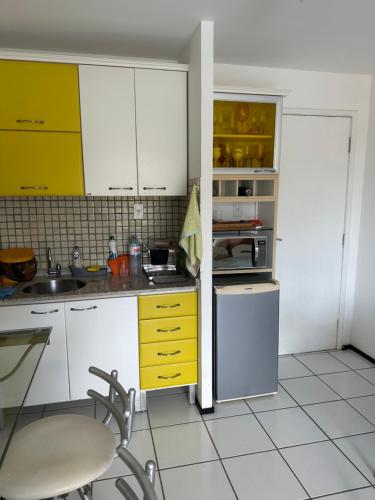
top-left (140, 362), bottom-right (197, 390)
top-left (0, 60), bottom-right (81, 132)
top-left (0, 131), bottom-right (84, 196)
top-left (139, 315), bottom-right (197, 343)
top-left (140, 339), bottom-right (197, 368)
top-left (139, 292), bottom-right (197, 320)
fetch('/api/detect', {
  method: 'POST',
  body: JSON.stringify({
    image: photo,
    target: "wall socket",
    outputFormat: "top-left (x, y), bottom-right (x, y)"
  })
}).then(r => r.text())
top-left (133, 203), bottom-right (144, 220)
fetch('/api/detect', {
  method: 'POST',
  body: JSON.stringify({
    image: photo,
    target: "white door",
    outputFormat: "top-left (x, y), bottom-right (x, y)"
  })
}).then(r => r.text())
top-left (79, 65), bottom-right (138, 195)
top-left (276, 114), bottom-right (350, 354)
top-left (0, 303), bottom-right (69, 405)
top-left (65, 297), bottom-right (139, 400)
top-left (135, 69), bottom-right (187, 196)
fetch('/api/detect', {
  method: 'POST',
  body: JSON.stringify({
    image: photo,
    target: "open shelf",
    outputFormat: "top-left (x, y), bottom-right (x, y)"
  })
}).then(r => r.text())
top-left (213, 174), bottom-right (277, 203)
top-left (213, 268), bottom-right (273, 275)
top-left (214, 134), bottom-right (273, 140)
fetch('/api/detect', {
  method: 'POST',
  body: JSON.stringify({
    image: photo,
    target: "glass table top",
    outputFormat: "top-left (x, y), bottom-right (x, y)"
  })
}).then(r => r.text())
top-left (0, 327), bottom-right (51, 466)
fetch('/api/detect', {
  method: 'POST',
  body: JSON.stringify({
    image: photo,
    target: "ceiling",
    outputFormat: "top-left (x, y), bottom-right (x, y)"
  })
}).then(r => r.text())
top-left (1, 0), bottom-right (375, 74)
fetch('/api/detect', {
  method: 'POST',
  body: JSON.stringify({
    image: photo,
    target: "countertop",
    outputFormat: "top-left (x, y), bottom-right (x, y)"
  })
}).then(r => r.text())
top-left (0, 273), bottom-right (197, 307)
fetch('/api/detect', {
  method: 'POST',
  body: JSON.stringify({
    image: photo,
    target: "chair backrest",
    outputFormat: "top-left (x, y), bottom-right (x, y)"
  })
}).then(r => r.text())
top-left (87, 366), bottom-right (136, 448)
top-left (115, 446), bottom-right (159, 500)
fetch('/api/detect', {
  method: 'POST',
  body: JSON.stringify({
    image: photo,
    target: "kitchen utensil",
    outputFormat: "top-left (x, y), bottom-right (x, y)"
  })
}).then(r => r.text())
top-left (149, 248), bottom-right (169, 266)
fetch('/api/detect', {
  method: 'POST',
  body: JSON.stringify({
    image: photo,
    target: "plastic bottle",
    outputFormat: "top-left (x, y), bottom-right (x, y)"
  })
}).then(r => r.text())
top-left (71, 245), bottom-right (83, 269)
top-left (129, 235), bottom-right (142, 276)
top-left (109, 235), bottom-right (118, 260)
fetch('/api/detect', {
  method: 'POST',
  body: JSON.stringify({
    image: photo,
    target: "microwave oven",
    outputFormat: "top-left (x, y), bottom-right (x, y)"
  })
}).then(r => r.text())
top-left (212, 231), bottom-right (272, 273)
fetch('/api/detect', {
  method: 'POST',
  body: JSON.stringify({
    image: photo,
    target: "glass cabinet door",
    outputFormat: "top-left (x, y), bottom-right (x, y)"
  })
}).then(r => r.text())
top-left (213, 94), bottom-right (282, 172)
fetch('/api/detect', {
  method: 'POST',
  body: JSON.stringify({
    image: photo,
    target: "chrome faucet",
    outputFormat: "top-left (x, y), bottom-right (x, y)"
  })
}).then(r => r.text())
top-left (47, 247), bottom-right (62, 278)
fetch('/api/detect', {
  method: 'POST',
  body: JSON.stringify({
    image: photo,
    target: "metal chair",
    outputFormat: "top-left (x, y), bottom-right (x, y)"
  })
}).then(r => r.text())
top-left (0, 366), bottom-right (135, 500)
top-left (116, 446), bottom-right (159, 500)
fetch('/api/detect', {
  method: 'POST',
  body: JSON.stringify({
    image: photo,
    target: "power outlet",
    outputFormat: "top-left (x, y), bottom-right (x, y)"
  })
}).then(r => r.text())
top-left (133, 203), bottom-right (144, 220)
top-left (233, 205), bottom-right (243, 218)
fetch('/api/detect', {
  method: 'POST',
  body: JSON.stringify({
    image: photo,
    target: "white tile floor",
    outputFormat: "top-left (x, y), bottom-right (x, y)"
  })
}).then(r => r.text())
top-left (23, 349), bottom-right (375, 499)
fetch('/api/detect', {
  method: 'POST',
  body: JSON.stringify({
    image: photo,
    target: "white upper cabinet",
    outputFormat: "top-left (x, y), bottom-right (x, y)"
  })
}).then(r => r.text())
top-left (79, 65), bottom-right (187, 196)
top-left (135, 69), bottom-right (187, 196)
top-left (79, 65), bottom-right (138, 195)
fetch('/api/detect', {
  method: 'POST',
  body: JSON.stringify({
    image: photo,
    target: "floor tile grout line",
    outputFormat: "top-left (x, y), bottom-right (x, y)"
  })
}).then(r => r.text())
top-left (290, 355), bottom-right (375, 426)
top-left (201, 416), bottom-right (239, 500)
top-left (249, 407), bottom-right (312, 499)
top-left (146, 409), bottom-right (166, 500)
top-left (279, 380), bottom-right (374, 489)
top-left (310, 485), bottom-right (375, 499)
top-left (344, 398), bottom-right (375, 428)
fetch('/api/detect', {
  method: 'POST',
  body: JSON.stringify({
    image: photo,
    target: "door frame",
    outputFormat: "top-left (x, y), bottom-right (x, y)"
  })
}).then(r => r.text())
top-left (281, 108), bottom-right (355, 350)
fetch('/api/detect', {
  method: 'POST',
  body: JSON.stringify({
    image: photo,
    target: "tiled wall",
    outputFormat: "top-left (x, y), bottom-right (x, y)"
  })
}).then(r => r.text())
top-left (0, 196), bottom-right (188, 270)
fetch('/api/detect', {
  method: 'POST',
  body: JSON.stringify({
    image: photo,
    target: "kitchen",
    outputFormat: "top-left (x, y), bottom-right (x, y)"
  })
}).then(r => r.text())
top-left (1, 2), bottom-right (375, 499)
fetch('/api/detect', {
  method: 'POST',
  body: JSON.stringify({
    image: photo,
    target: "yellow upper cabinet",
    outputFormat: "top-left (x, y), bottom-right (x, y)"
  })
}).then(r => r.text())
top-left (0, 60), bottom-right (81, 132)
top-left (0, 131), bottom-right (84, 196)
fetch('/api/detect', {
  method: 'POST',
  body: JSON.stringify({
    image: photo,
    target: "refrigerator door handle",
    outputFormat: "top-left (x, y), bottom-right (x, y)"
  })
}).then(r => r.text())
top-left (253, 240), bottom-right (259, 267)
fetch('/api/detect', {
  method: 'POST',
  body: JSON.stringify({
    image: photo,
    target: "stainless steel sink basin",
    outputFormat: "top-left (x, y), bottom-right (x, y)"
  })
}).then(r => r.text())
top-left (150, 275), bottom-right (189, 284)
top-left (22, 279), bottom-right (86, 295)
top-left (143, 264), bottom-right (189, 284)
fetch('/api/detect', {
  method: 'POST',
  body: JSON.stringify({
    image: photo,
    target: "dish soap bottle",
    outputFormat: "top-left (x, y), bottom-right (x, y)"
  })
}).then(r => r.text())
top-left (109, 235), bottom-right (118, 260)
top-left (129, 235), bottom-right (142, 276)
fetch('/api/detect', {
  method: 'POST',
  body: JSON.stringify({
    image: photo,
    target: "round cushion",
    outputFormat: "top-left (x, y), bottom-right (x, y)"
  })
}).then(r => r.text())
top-left (0, 414), bottom-right (116, 500)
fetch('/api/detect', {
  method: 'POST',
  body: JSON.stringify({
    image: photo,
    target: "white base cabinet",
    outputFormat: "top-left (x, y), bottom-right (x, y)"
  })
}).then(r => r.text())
top-left (0, 303), bottom-right (69, 406)
top-left (65, 297), bottom-right (140, 400)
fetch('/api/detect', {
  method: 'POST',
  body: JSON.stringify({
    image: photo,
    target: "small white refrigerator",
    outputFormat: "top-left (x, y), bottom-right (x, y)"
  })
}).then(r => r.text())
top-left (214, 281), bottom-right (280, 402)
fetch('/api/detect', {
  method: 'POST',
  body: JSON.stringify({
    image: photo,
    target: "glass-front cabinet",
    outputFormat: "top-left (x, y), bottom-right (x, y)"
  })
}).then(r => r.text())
top-left (213, 93), bottom-right (282, 173)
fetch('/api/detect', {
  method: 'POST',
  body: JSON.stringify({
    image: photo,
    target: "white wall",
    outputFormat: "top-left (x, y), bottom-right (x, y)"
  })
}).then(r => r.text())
top-left (351, 77), bottom-right (375, 357)
top-left (185, 21), bottom-right (214, 410)
top-left (215, 63), bottom-right (372, 347)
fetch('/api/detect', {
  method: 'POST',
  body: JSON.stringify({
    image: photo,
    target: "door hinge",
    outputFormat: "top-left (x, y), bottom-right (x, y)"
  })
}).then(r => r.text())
top-left (348, 137), bottom-right (352, 153)
top-left (342, 233), bottom-right (345, 246)
top-left (336, 318), bottom-right (340, 332)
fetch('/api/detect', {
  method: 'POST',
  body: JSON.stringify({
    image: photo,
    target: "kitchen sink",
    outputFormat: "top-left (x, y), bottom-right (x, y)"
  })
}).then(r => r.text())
top-left (22, 279), bottom-right (86, 295)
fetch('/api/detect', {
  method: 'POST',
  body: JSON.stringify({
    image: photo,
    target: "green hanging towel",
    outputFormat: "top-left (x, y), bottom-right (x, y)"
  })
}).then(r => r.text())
top-left (179, 184), bottom-right (202, 277)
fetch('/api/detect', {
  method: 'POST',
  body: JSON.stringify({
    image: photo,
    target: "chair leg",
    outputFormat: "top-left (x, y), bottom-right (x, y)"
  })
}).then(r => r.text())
top-left (77, 484), bottom-right (92, 500)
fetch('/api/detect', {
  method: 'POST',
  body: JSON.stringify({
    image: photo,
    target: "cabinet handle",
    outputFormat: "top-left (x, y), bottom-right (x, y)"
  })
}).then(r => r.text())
top-left (157, 350), bottom-right (181, 357)
top-left (16, 119), bottom-right (45, 124)
top-left (108, 187), bottom-right (134, 191)
top-left (142, 187), bottom-right (167, 191)
top-left (20, 185), bottom-right (48, 190)
top-left (156, 327), bottom-right (181, 333)
top-left (276, 237), bottom-right (283, 242)
top-left (70, 305), bottom-right (98, 311)
top-left (30, 309), bottom-right (59, 315)
top-left (158, 373), bottom-right (181, 380)
top-left (156, 303), bottom-right (180, 309)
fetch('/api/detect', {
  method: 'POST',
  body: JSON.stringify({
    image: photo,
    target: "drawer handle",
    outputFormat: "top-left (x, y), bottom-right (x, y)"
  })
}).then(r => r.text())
top-left (31, 309), bottom-right (58, 315)
top-left (70, 305), bottom-right (98, 311)
top-left (108, 186), bottom-right (134, 190)
top-left (156, 303), bottom-right (181, 309)
top-left (16, 119), bottom-right (45, 124)
top-left (156, 327), bottom-right (181, 333)
top-left (157, 350), bottom-right (181, 357)
top-left (20, 185), bottom-right (48, 190)
top-left (158, 373), bottom-right (181, 380)
top-left (143, 187), bottom-right (167, 191)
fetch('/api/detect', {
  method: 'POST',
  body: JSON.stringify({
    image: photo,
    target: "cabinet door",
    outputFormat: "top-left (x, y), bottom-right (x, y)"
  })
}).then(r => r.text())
top-left (0, 131), bottom-right (84, 196)
top-left (79, 65), bottom-right (138, 196)
top-left (0, 303), bottom-right (69, 405)
top-left (0, 60), bottom-right (81, 132)
top-left (135, 69), bottom-right (187, 196)
top-left (65, 297), bottom-right (139, 400)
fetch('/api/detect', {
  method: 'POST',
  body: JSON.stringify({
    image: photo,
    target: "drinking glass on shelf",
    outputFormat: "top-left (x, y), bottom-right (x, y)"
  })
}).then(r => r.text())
top-left (236, 103), bottom-right (250, 134)
top-left (244, 145), bottom-right (253, 168)
top-left (260, 112), bottom-right (267, 135)
top-left (255, 143), bottom-right (266, 168)
top-left (213, 146), bottom-right (221, 167)
top-left (233, 148), bottom-right (244, 168)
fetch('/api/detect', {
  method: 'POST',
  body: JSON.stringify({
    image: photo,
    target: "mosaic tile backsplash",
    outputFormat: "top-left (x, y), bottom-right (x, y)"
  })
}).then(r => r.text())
top-left (0, 196), bottom-right (188, 270)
